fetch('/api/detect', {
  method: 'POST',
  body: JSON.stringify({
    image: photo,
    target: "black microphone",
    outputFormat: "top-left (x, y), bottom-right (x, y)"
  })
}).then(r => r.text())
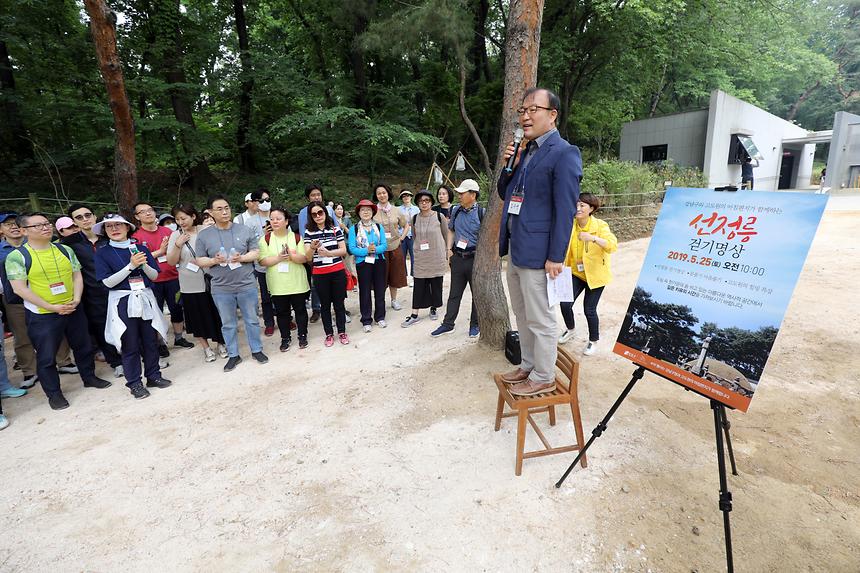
top-left (504, 127), bottom-right (525, 174)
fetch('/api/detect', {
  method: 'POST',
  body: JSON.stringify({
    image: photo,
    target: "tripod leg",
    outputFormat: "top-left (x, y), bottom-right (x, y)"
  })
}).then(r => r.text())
top-left (712, 401), bottom-right (735, 573)
top-left (555, 366), bottom-right (645, 488)
top-left (720, 407), bottom-right (739, 476)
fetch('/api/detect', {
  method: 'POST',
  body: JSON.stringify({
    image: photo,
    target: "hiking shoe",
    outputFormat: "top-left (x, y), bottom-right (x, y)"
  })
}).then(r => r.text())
top-left (377, 319), bottom-right (388, 328)
top-left (224, 356), bottom-right (242, 371)
top-left (280, 339), bottom-right (291, 352)
top-left (402, 315), bottom-right (420, 328)
top-left (469, 325), bottom-right (480, 338)
top-left (0, 414), bottom-right (8, 430)
top-left (158, 344), bottom-right (170, 358)
top-left (0, 387), bottom-right (26, 399)
top-left (264, 325), bottom-right (275, 337)
top-left (429, 308), bottom-right (438, 320)
top-left (252, 351), bottom-right (269, 364)
top-left (431, 325), bottom-right (454, 337)
top-left (217, 345), bottom-right (228, 359)
top-left (159, 358), bottom-right (170, 369)
top-left (509, 379), bottom-right (556, 396)
top-left (298, 336), bottom-right (308, 349)
top-left (559, 329), bottom-right (575, 344)
top-left (174, 337), bottom-right (194, 349)
top-left (339, 333), bottom-right (350, 345)
top-left (83, 377), bottom-right (112, 389)
top-left (129, 383), bottom-right (150, 400)
top-left (20, 375), bottom-right (38, 389)
top-left (324, 335), bottom-right (335, 347)
top-left (57, 363), bottom-right (78, 374)
top-left (114, 365), bottom-right (125, 378)
top-left (363, 324), bottom-right (372, 333)
top-left (583, 341), bottom-right (598, 356)
top-left (309, 311), bottom-right (321, 323)
top-left (146, 377), bottom-right (172, 389)
top-left (48, 393), bottom-right (70, 410)
top-left (391, 300), bottom-right (402, 311)
top-left (204, 348), bottom-right (217, 362)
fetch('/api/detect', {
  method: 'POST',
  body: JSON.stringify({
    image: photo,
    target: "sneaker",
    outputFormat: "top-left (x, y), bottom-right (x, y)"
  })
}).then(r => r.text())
top-left (402, 315), bottom-right (420, 328)
top-left (0, 387), bottom-right (27, 398)
top-left (174, 337), bottom-right (195, 349)
top-left (339, 333), bottom-right (350, 345)
top-left (20, 374), bottom-right (38, 389)
top-left (298, 336), bottom-right (308, 349)
top-left (48, 393), bottom-right (70, 410)
top-left (252, 351), bottom-right (269, 364)
top-left (224, 356), bottom-right (242, 372)
top-left (583, 341), bottom-right (598, 356)
top-left (469, 325), bottom-right (480, 338)
top-left (0, 414), bottom-right (8, 430)
top-left (363, 324), bottom-right (372, 333)
top-left (264, 325), bottom-right (275, 337)
top-left (57, 363), bottom-right (79, 374)
top-left (559, 329), bottom-right (575, 344)
top-left (129, 383), bottom-right (150, 399)
top-left (324, 335), bottom-right (334, 347)
top-left (83, 377), bottom-right (112, 389)
top-left (158, 344), bottom-right (170, 358)
top-left (146, 377), bottom-right (172, 389)
top-left (114, 365), bottom-right (125, 378)
top-left (280, 339), bottom-right (291, 352)
top-left (309, 311), bottom-right (321, 323)
top-left (430, 325), bottom-right (454, 337)
top-left (429, 308), bottom-right (438, 320)
top-left (391, 300), bottom-right (402, 311)
top-left (377, 319), bottom-right (388, 328)
top-left (217, 345), bottom-right (228, 359)
top-left (204, 348), bottom-right (217, 362)
top-left (159, 358), bottom-right (170, 369)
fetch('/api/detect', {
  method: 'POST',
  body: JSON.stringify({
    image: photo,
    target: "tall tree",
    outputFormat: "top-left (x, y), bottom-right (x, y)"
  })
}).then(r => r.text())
top-left (0, 40), bottom-right (33, 163)
top-left (234, 0), bottom-right (255, 172)
top-left (473, 0), bottom-right (545, 347)
top-left (83, 0), bottom-right (138, 215)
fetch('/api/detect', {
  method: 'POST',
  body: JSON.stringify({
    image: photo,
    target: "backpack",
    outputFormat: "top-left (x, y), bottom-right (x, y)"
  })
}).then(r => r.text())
top-left (17, 243), bottom-right (73, 274)
top-left (411, 212), bottom-right (446, 243)
top-left (450, 204), bottom-right (485, 228)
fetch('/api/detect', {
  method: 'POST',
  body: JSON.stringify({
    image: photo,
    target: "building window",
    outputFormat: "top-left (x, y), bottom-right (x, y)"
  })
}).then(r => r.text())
top-left (642, 144), bottom-right (668, 163)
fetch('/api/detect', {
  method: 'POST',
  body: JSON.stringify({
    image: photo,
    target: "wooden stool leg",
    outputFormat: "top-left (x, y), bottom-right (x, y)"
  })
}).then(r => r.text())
top-left (570, 396), bottom-right (587, 468)
top-left (494, 392), bottom-right (505, 431)
top-left (548, 404), bottom-right (556, 426)
top-left (516, 408), bottom-right (527, 476)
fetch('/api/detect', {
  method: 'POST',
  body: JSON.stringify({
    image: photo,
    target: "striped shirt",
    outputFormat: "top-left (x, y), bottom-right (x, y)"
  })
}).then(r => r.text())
top-left (303, 226), bottom-right (345, 275)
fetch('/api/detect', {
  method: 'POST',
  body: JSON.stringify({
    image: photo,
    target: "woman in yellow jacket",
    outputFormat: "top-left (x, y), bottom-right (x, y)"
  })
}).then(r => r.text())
top-left (560, 193), bottom-right (618, 355)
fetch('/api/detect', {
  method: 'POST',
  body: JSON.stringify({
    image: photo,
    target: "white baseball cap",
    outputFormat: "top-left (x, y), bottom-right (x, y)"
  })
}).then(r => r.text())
top-left (455, 179), bottom-right (480, 194)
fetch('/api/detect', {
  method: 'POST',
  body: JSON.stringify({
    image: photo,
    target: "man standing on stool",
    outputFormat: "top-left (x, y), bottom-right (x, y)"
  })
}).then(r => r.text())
top-left (498, 87), bottom-right (581, 396)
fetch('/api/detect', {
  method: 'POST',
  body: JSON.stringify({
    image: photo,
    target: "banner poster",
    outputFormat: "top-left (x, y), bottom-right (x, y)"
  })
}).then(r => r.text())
top-left (614, 188), bottom-right (827, 412)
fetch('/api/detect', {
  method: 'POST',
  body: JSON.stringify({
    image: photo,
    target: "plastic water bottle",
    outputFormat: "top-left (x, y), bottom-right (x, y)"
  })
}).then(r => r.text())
top-left (228, 248), bottom-right (237, 267)
top-left (219, 246), bottom-right (227, 267)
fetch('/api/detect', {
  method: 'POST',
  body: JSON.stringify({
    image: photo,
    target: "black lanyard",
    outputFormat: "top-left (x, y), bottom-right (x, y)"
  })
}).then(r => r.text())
top-left (30, 245), bottom-right (63, 283)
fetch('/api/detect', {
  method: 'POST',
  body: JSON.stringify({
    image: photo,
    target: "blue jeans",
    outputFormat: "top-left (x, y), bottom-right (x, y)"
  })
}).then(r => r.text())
top-left (0, 332), bottom-right (14, 393)
top-left (211, 289), bottom-right (263, 358)
top-left (401, 236), bottom-right (415, 276)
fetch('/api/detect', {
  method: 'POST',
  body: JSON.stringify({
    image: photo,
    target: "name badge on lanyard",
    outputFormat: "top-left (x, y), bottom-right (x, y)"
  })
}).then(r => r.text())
top-left (49, 282), bottom-right (67, 295)
top-left (364, 255), bottom-right (375, 264)
top-left (508, 191), bottom-right (524, 215)
top-left (419, 241), bottom-right (430, 251)
top-left (277, 263), bottom-right (290, 273)
top-left (128, 276), bottom-right (145, 291)
top-left (185, 262), bottom-right (200, 272)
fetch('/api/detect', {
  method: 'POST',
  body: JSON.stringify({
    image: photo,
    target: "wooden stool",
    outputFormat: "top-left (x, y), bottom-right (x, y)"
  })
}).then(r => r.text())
top-left (493, 346), bottom-right (587, 476)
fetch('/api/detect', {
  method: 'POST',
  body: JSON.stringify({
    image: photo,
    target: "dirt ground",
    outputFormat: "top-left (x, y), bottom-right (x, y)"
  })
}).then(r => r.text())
top-left (1, 210), bottom-right (858, 572)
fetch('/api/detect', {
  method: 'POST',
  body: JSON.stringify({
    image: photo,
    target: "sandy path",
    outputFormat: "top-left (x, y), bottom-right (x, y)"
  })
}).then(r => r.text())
top-left (1, 211), bottom-right (858, 572)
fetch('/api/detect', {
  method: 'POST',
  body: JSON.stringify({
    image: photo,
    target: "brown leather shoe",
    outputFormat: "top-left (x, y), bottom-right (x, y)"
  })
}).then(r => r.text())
top-left (500, 368), bottom-right (531, 384)
top-left (509, 378), bottom-right (556, 396)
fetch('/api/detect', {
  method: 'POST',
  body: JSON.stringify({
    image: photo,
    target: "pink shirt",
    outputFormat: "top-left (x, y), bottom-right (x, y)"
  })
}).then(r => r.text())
top-left (132, 226), bottom-right (179, 282)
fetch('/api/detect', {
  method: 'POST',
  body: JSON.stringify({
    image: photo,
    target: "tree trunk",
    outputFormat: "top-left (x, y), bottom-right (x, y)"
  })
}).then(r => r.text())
top-left (83, 0), bottom-right (137, 217)
top-left (473, 0), bottom-right (545, 348)
top-left (234, 0), bottom-right (255, 172)
top-left (0, 41), bottom-right (34, 162)
top-left (468, 0), bottom-right (492, 89)
top-left (348, 4), bottom-right (371, 110)
top-left (459, 59), bottom-right (492, 178)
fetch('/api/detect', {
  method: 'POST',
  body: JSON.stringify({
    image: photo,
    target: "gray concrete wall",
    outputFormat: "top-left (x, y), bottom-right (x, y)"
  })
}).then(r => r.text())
top-left (619, 109), bottom-right (709, 167)
top-left (826, 111), bottom-right (860, 189)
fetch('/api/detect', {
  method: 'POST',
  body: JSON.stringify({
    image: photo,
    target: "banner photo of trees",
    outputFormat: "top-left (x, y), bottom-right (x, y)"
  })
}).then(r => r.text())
top-left (614, 188), bottom-right (827, 412)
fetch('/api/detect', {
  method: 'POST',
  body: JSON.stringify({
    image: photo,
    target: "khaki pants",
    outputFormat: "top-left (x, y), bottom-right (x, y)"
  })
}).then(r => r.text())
top-left (4, 301), bottom-right (72, 377)
top-left (506, 262), bottom-right (557, 384)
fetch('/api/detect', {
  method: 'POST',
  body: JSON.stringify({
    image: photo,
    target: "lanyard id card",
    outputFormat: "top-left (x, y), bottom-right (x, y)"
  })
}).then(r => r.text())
top-left (364, 255), bottom-right (375, 264)
top-left (508, 190), bottom-right (524, 215)
top-left (157, 255), bottom-right (168, 263)
top-left (456, 239), bottom-right (468, 250)
top-left (419, 241), bottom-right (430, 251)
top-left (49, 282), bottom-right (67, 295)
top-left (576, 262), bottom-right (584, 273)
top-left (277, 263), bottom-right (290, 273)
top-left (185, 261), bottom-right (200, 272)
top-left (128, 277), bottom-right (145, 291)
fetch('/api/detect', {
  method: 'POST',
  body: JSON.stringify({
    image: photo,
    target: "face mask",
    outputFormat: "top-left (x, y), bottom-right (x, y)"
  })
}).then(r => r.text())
top-left (165, 223), bottom-right (178, 232)
top-left (259, 201), bottom-right (271, 212)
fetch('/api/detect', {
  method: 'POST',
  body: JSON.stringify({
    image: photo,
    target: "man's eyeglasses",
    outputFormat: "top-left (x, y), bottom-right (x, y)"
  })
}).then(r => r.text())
top-left (135, 208), bottom-right (155, 216)
top-left (517, 105), bottom-right (554, 116)
top-left (73, 212), bottom-right (94, 221)
top-left (311, 210), bottom-right (326, 217)
top-left (23, 222), bottom-right (52, 230)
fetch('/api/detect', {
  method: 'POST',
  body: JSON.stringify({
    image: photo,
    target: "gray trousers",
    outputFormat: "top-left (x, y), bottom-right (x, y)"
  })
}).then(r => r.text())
top-left (507, 262), bottom-right (557, 384)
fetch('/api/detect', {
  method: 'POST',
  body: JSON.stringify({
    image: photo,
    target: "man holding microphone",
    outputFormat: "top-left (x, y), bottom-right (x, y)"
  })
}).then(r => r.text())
top-left (497, 88), bottom-right (582, 396)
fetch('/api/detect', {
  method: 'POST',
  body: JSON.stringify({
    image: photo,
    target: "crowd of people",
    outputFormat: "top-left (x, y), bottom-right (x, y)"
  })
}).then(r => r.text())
top-left (0, 87), bottom-right (618, 430)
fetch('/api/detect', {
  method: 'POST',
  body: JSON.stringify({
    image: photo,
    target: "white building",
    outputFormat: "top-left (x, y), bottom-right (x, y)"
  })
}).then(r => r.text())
top-left (619, 89), bottom-right (860, 191)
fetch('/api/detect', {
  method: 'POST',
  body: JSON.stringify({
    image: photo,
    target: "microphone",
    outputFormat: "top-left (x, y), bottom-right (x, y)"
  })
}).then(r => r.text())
top-left (504, 127), bottom-right (525, 174)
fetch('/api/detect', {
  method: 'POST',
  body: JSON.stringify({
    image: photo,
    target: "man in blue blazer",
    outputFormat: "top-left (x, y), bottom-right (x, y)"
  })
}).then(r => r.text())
top-left (497, 87), bottom-right (582, 396)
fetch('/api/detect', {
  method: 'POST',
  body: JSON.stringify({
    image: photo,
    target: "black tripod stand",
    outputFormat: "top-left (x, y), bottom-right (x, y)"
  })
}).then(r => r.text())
top-left (555, 365), bottom-right (739, 573)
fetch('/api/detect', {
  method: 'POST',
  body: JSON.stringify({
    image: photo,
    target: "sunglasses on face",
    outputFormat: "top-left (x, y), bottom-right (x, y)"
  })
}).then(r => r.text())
top-left (311, 210), bottom-right (326, 217)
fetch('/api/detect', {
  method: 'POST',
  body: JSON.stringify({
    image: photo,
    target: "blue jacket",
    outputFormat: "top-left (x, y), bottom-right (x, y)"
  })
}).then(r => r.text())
top-left (347, 222), bottom-right (387, 264)
top-left (497, 130), bottom-right (582, 269)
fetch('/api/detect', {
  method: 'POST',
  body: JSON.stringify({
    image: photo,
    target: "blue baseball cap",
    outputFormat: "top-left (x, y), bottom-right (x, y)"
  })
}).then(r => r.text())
top-left (0, 212), bottom-right (18, 224)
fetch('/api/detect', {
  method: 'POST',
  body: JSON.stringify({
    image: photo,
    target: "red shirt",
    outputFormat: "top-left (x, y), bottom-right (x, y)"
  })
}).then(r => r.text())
top-left (132, 226), bottom-right (178, 282)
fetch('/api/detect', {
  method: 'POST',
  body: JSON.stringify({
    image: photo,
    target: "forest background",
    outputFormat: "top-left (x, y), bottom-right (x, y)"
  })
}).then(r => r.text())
top-left (0, 0), bottom-right (858, 216)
